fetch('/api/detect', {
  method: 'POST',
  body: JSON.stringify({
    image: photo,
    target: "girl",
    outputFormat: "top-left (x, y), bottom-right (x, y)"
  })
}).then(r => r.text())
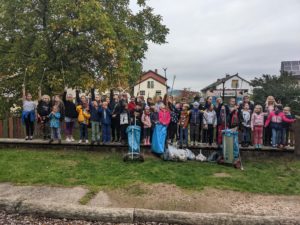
top-left (282, 107), bottom-right (295, 147)
top-left (142, 106), bottom-right (151, 145)
top-left (37, 89), bottom-right (51, 140)
top-left (89, 100), bottom-right (101, 145)
top-left (168, 103), bottom-right (180, 145)
top-left (203, 104), bottom-right (217, 146)
top-left (98, 102), bottom-right (112, 144)
top-left (21, 84), bottom-right (36, 140)
top-left (49, 105), bottom-right (61, 144)
top-left (63, 88), bottom-right (78, 142)
top-left (189, 102), bottom-right (203, 146)
top-left (239, 103), bottom-right (252, 147)
top-left (264, 96), bottom-right (277, 146)
top-left (251, 105), bottom-right (265, 150)
top-left (179, 104), bottom-right (190, 148)
top-left (76, 97), bottom-right (91, 144)
top-left (120, 102), bottom-right (130, 144)
top-left (265, 104), bottom-right (295, 148)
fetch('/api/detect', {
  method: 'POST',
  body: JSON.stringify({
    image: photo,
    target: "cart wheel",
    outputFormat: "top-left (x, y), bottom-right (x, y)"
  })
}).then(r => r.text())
top-left (139, 155), bottom-right (145, 162)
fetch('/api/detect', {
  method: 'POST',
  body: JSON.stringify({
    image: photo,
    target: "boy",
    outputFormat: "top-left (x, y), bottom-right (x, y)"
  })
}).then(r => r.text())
top-left (99, 102), bottom-right (112, 144)
top-left (179, 104), bottom-right (190, 148)
top-left (49, 105), bottom-right (61, 144)
top-left (239, 103), bottom-right (252, 147)
top-left (189, 102), bottom-right (203, 146)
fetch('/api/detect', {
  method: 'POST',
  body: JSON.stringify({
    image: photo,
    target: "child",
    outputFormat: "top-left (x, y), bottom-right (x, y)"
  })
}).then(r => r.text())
top-left (98, 102), bottom-right (112, 144)
top-left (239, 103), bottom-right (252, 147)
top-left (120, 102), bottom-right (131, 144)
top-left (142, 106), bottom-right (152, 145)
top-left (63, 88), bottom-right (78, 142)
top-left (37, 92), bottom-right (51, 140)
top-left (49, 105), bottom-right (61, 144)
top-left (150, 105), bottom-right (159, 143)
top-left (76, 101), bottom-right (91, 144)
top-left (265, 104), bottom-right (295, 148)
top-left (203, 104), bottom-right (217, 146)
top-left (21, 84), bottom-right (36, 140)
top-left (251, 105), bottom-right (265, 150)
top-left (168, 103), bottom-right (181, 145)
top-left (216, 104), bottom-right (229, 146)
top-left (228, 98), bottom-right (239, 130)
top-left (179, 104), bottom-right (190, 148)
top-left (90, 101), bottom-right (101, 145)
top-left (282, 107), bottom-right (295, 147)
top-left (189, 102), bottom-right (203, 146)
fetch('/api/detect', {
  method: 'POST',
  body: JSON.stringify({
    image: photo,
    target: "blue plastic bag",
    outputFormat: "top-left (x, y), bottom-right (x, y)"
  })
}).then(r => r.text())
top-left (222, 129), bottom-right (240, 163)
top-left (126, 125), bottom-right (141, 153)
top-left (151, 124), bottom-right (167, 154)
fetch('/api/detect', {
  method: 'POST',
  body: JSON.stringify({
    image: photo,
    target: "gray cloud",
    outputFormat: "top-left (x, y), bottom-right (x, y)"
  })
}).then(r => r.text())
top-left (131, 0), bottom-right (300, 91)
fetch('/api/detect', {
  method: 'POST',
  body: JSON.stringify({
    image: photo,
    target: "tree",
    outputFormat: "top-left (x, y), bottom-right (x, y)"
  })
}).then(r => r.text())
top-left (251, 72), bottom-right (300, 114)
top-left (0, 0), bottom-right (169, 105)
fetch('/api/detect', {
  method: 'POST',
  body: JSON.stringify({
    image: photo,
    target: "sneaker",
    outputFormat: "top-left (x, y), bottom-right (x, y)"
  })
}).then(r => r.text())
top-left (58, 139), bottom-right (62, 144)
top-left (66, 137), bottom-right (71, 142)
top-left (25, 136), bottom-right (29, 141)
top-left (85, 140), bottom-right (89, 144)
top-left (29, 136), bottom-right (33, 140)
top-left (78, 140), bottom-right (82, 144)
top-left (191, 141), bottom-right (194, 146)
top-left (71, 137), bottom-right (75, 142)
top-left (49, 139), bottom-right (54, 144)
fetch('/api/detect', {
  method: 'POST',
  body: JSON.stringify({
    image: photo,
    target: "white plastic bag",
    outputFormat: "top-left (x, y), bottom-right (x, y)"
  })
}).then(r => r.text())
top-left (196, 150), bottom-right (207, 162)
top-left (185, 149), bottom-right (196, 160)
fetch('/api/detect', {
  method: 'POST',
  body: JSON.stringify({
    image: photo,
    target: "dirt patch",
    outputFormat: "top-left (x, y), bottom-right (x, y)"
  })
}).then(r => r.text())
top-left (90, 183), bottom-right (300, 217)
top-left (213, 173), bottom-right (232, 178)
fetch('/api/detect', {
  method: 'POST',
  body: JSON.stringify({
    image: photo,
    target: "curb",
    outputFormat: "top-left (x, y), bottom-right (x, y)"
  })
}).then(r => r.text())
top-left (1, 198), bottom-right (300, 225)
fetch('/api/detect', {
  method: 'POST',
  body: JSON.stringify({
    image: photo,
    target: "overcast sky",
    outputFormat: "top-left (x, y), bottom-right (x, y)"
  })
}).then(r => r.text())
top-left (131, 0), bottom-right (300, 91)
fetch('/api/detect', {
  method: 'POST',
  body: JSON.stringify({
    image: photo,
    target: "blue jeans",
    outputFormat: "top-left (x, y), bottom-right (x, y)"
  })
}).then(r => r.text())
top-left (272, 128), bottom-right (282, 146)
top-left (91, 121), bottom-right (101, 141)
top-left (102, 124), bottom-right (111, 143)
top-left (180, 127), bottom-right (188, 145)
top-left (242, 127), bottom-right (251, 143)
top-left (79, 123), bottom-right (88, 140)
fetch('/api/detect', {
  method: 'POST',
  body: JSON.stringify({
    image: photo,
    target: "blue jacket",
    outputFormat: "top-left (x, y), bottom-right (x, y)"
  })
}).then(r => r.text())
top-left (49, 112), bottom-right (61, 128)
top-left (98, 107), bottom-right (112, 125)
top-left (21, 111), bottom-right (35, 124)
top-left (189, 109), bottom-right (203, 125)
top-left (89, 102), bottom-right (101, 122)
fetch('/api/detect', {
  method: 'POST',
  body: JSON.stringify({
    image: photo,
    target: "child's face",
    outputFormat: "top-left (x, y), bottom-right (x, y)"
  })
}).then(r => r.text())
top-left (81, 96), bottom-right (87, 103)
top-left (175, 103), bottom-right (180, 109)
top-left (93, 101), bottom-right (98, 107)
top-left (42, 96), bottom-right (49, 103)
top-left (283, 109), bottom-right (290, 114)
top-left (26, 94), bottom-right (32, 101)
top-left (244, 104), bottom-right (249, 110)
top-left (53, 106), bottom-right (58, 112)
top-left (230, 98), bottom-right (236, 106)
top-left (102, 103), bottom-right (108, 109)
top-left (67, 94), bottom-right (73, 101)
top-left (95, 95), bottom-right (101, 102)
top-left (254, 106), bottom-right (261, 113)
top-left (54, 95), bottom-right (60, 102)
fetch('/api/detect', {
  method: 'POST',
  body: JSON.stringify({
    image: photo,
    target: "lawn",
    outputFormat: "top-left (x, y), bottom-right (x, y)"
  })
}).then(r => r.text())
top-left (0, 148), bottom-right (299, 195)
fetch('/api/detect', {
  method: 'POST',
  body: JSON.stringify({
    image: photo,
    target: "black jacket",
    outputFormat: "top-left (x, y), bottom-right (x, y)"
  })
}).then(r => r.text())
top-left (37, 100), bottom-right (51, 117)
top-left (63, 92), bottom-right (78, 119)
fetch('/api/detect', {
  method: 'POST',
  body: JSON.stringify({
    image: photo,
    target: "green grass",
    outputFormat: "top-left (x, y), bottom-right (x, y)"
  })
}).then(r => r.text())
top-left (0, 148), bottom-right (299, 195)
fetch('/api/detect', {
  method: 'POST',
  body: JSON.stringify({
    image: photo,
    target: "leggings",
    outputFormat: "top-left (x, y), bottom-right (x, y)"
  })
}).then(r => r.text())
top-left (24, 117), bottom-right (34, 137)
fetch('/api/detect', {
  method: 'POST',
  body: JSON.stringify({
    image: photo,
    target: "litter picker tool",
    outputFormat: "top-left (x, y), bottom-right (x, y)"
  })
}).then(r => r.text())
top-left (39, 68), bottom-right (47, 88)
top-left (61, 61), bottom-right (66, 87)
top-left (170, 75), bottom-right (176, 96)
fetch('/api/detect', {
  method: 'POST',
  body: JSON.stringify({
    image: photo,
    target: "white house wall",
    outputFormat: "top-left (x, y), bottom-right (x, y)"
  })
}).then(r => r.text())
top-left (134, 78), bottom-right (167, 98)
top-left (215, 77), bottom-right (253, 95)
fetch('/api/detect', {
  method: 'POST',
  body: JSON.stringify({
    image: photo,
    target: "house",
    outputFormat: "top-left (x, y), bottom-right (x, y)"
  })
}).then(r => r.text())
top-left (133, 69), bottom-right (168, 98)
top-left (281, 61), bottom-right (300, 85)
top-left (201, 73), bottom-right (254, 103)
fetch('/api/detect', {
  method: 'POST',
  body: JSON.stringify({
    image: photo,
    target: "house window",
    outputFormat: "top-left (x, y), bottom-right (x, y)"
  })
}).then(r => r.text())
top-left (231, 80), bottom-right (239, 88)
top-left (147, 81), bottom-right (154, 89)
top-left (156, 90), bottom-right (162, 96)
top-left (140, 90), bottom-right (145, 96)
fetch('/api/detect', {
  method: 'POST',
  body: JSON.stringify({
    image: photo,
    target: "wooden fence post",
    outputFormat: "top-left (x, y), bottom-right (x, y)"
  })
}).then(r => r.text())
top-left (8, 117), bottom-right (14, 138)
top-left (0, 120), bottom-right (3, 138)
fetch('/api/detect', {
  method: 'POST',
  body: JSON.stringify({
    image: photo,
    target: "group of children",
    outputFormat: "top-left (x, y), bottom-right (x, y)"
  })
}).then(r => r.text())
top-left (22, 85), bottom-right (296, 149)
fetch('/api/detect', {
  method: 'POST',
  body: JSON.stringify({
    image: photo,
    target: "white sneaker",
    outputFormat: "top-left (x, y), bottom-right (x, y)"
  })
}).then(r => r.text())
top-left (71, 137), bottom-right (75, 142)
top-left (191, 141), bottom-right (194, 146)
top-left (78, 140), bottom-right (82, 144)
top-left (66, 137), bottom-right (71, 142)
top-left (85, 140), bottom-right (89, 144)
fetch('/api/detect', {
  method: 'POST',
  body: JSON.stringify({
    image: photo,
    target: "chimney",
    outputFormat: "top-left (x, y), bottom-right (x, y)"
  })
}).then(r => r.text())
top-left (155, 69), bottom-right (158, 74)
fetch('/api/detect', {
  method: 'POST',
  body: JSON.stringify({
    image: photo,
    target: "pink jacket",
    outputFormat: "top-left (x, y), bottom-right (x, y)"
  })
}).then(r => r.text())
top-left (251, 113), bottom-right (264, 129)
top-left (159, 109), bottom-right (171, 126)
top-left (142, 112), bottom-right (151, 128)
top-left (265, 111), bottom-right (295, 127)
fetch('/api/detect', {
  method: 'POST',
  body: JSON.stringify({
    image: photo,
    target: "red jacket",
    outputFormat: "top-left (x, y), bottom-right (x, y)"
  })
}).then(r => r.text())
top-left (265, 111), bottom-right (295, 127)
top-left (159, 109), bottom-right (171, 126)
top-left (128, 102), bottom-right (136, 113)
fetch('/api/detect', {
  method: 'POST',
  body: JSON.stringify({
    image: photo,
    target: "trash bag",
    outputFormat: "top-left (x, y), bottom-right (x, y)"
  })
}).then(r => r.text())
top-left (126, 125), bottom-right (141, 153)
top-left (185, 149), bottom-right (196, 160)
top-left (222, 129), bottom-right (240, 164)
top-left (151, 124), bottom-right (167, 154)
top-left (196, 150), bottom-right (207, 162)
top-left (164, 145), bottom-right (187, 162)
top-left (207, 151), bottom-right (219, 162)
